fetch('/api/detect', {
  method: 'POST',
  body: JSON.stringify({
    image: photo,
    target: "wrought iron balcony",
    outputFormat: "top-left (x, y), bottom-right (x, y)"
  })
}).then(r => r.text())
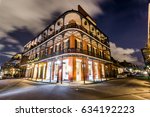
top-left (24, 23), bottom-right (109, 52)
top-left (37, 48), bottom-right (111, 62)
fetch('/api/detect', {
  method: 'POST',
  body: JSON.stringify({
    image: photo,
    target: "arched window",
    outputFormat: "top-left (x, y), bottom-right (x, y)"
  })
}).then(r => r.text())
top-left (75, 39), bottom-right (81, 49)
top-left (55, 18), bottom-right (63, 31)
top-left (83, 35), bottom-right (90, 43)
top-left (64, 12), bottom-right (81, 25)
top-left (87, 44), bottom-right (91, 52)
top-left (64, 31), bottom-right (72, 39)
top-left (54, 35), bottom-right (62, 52)
top-left (64, 39), bottom-right (70, 49)
top-left (56, 43), bottom-right (61, 52)
top-left (37, 35), bottom-right (42, 43)
top-left (90, 25), bottom-right (96, 36)
top-left (82, 18), bottom-right (89, 31)
top-left (48, 25), bottom-right (54, 35)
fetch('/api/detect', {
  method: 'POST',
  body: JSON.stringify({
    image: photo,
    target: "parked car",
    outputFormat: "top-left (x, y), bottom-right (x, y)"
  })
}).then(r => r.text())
top-left (134, 72), bottom-right (149, 77)
top-left (117, 73), bottom-right (127, 78)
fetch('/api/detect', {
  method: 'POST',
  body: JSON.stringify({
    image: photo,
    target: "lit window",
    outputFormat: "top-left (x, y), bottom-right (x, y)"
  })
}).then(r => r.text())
top-left (75, 39), bottom-right (81, 49)
top-left (87, 45), bottom-right (91, 51)
top-left (56, 43), bottom-right (61, 52)
top-left (64, 40), bottom-right (69, 49)
top-left (77, 41), bottom-right (81, 49)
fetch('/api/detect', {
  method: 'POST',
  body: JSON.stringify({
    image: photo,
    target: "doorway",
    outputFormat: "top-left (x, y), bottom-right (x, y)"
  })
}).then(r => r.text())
top-left (76, 59), bottom-right (82, 81)
top-left (88, 61), bottom-right (93, 81)
top-left (62, 59), bottom-right (69, 81)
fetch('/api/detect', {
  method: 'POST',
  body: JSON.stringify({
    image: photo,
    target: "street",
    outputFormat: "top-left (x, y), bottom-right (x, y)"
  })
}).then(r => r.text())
top-left (0, 78), bottom-right (150, 100)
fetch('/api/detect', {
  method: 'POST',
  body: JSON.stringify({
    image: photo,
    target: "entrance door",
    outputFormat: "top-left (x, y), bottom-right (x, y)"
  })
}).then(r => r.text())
top-left (63, 59), bottom-right (69, 81)
top-left (95, 63), bottom-right (98, 80)
top-left (54, 63), bottom-right (59, 81)
top-left (76, 60), bottom-right (81, 81)
top-left (88, 61), bottom-right (93, 81)
top-left (33, 64), bottom-right (38, 79)
top-left (101, 64), bottom-right (105, 80)
top-left (46, 62), bottom-right (52, 82)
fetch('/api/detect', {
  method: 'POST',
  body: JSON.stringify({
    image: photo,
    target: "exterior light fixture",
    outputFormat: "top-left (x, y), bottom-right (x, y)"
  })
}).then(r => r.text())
top-left (56, 60), bottom-right (61, 65)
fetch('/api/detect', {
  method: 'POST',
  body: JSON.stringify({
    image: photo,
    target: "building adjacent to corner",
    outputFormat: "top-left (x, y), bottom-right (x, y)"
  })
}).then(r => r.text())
top-left (1, 53), bottom-right (22, 78)
top-left (21, 6), bottom-right (114, 83)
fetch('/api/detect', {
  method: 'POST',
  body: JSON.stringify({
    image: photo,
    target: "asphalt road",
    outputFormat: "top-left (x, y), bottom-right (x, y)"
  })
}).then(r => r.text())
top-left (0, 78), bottom-right (150, 100)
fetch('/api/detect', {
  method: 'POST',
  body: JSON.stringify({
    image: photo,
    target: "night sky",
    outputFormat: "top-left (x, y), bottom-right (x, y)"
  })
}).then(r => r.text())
top-left (0, 0), bottom-right (149, 66)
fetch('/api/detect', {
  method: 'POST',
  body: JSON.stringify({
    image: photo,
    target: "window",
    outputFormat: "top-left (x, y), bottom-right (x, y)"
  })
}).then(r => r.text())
top-left (75, 39), bottom-right (81, 49)
top-left (45, 48), bottom-right (48, 55)
top-left (50, 47), bottom-right (53, 54)
top-left (40, 50), bottom-right (44, 57)
top-left (64, 39), bottom-right (70, 49)
top-left (92, 47), bottom-right (96, 55)
top-left (49, 28), bottom-right (53, 31)
top-left (99, 51), bottom-right (102, 58)
top-left (35, 53), bottom-right (39, 58)
top-left (92, 27), bottom-right (94, 31)
top-left (87, 45), bottom-right (91, 52)
top-left (57, 22), bottom-right (61, 26)
top-left (77, 41), bottom-right (81, 49)
top-left (84, 21), bottom-right (87, 25)
top-left (56, 43), bottom-right (61, 52)
top-left (94, 48), bottom-right (97, 55)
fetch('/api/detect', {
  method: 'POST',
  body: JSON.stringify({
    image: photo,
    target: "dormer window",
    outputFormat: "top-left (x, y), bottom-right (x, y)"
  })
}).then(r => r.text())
top-left (50, 28), bottom-right (53, 31)
top-left (57, 22), bottom-right (61, 26)
top-left (92, 27), bottom-right (94, 31)
top-left (84, 21), bottom-right (87, 25)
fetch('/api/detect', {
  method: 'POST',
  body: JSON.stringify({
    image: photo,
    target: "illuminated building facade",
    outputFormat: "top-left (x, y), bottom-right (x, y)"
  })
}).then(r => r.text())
top-left (1, 53), bottom-right (22, 78)
top-left (21, 6), bottom-right (113, 83)
top-left (142, 3), bottom-right (150, 68)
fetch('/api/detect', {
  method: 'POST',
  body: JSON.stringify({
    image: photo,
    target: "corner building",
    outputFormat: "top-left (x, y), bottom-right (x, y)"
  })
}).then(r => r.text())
top-left (21, 6), bottom-right (113, 83)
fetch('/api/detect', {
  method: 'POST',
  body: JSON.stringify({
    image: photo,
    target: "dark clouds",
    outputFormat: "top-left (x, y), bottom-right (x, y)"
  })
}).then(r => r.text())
top-left (97, 0), bottom-right (148, 49)
top-left (96, 0), bottom-right (149, 65)
top-left (0, 0), bottom-right (104, 65)
top-left (0, 0), bottom-right (149, 66)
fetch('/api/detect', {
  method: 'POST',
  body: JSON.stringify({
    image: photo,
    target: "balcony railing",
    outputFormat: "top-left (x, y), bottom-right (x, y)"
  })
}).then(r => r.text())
top-left (36, 48), bottom-right (111, 62)
top-left (24, 23), bottom-right (109, 52)
top-left (22, 48), bottom-right (111, 65)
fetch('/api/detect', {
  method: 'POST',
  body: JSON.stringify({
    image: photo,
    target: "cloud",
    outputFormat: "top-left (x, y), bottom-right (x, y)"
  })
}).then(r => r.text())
top-left (16, 45), bottom-right (23, 52)
top-left (0, 51), bottom-right (17, 58)
top-left (110, 42), bottom-right (139, 63)
top-left (5, 38), bottom-right (19, 44)
top-left (0, 44), bottom-right (4, 50)
top-left (0, 0), bottom-right (106, 64)
top-left (0, 0), bottom-right (104, 38)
